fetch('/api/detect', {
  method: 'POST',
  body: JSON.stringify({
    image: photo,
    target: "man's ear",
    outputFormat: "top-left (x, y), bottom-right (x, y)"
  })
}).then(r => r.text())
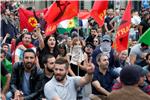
top-left (97, 60), bottom-right (100, 66)
top-left (44, 64), bottom-right (46, 68)
top-left (66, 67), bottom-right (69, 75)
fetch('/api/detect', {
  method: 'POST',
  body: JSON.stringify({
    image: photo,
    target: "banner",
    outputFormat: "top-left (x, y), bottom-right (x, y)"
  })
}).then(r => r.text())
top-left (90, 0), bottom-right (108, 27)
top-left (115, 0), bottom-right (132, 52)
top-left (139, 28), bottom-right (150, 45)
top-left (19, 8), bottom-right (47, 32)
top-left (44, 1), bottom-right (78, 35)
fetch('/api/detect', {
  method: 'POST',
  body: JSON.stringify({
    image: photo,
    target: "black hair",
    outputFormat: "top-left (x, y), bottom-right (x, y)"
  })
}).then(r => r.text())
top-left (120, 65), bottom-right (141, 85)
top-left (22, 32), bottom-right (32, 38)
top-left (42, 54), bottom-right (55, 64)
top-left (141, 42), bottom-right (148, 47)
top-left (15, 32), bottom-right (32, 46)
top-left (84, 42), bottom-right (95, 50)
top-left (1, 43), bottom-right (9, 48)
top-left (1, 9), bottom-right (6, 15)
top-left (143, 11), bottom-right (149, 18)
top-left (23, 49), bottom-right (36, 58)
top-left (1, 49), bottom-right (6, 56)
top-left (91, 27), bottom-right (97, 31)
top-left (146, 52), bottom-right (150, 60)
top-left (43, 34), bottom-right (59, 58)
top-left (58, 43), bottom-right (67, 57)
top-left (131, 9), bottom-right (138, 14)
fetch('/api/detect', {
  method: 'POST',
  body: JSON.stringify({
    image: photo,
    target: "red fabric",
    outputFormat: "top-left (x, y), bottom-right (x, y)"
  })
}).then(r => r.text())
top-left (11, 38), bottom-right (16, 54)
top-left (19, 8), bottom-right (47, 32)
top-left (115, 0), bottom-right (132, 52)
top-left (78, 10), bottom-right (90, 19)
top-left (11, 39), bottom-right (16, 65)
top-left (44, 0), bottom-right (79, 36)
top-left (90, 0), bottom-right (108, 27)
top-left (112, 81), bottom-right (122, 91)
top-left (45, 24), bottom-right (57, 36)
top-left (17, 42), bottom-right (34, 49)
top-left (44, 0), bottom-right (78, 25)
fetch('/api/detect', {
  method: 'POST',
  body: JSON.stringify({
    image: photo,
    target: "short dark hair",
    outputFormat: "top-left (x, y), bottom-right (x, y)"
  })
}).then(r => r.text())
top-left (120, 65), bottom-right (141, 86)
top-left (91, 27), bottom-right (97, 31)
top-left (1, 49), bottom-right (6, 56)
top-left (141, 42), bottom-right (148, 47)
top-left (131, 9), bottom-right (138, 14)
top-left (23, 49), bottom-right (36, 58)
top-left (55, 57), bottom-right (69, 69)
top-left (146, 52), bottom-right (150, 60)
top-left (22, 32), bottom-right (32, 38)
top-left (42, 54), bottom-right (55, 64)
top-left (1, 43), bottom-right (9, 48)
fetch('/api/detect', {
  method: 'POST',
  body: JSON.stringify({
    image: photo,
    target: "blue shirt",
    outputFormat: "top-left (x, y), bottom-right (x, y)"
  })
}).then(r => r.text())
top-left (92, 67), bottom-right (119, 95)
top-left (22, 72), bottom-right (31, 96)
top-left (92, 47), bottom-right (116, 69)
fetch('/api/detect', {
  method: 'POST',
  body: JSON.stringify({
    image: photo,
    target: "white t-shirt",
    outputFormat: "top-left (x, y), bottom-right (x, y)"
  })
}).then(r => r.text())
top-left (44, 76), bottom-right (81, 100)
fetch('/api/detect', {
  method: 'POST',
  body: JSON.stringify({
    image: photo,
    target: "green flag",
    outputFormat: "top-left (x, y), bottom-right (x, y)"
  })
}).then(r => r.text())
top-left (57, 17), bottom-right (78, 34)
top-left (139, 28), bottom-right (150, 45)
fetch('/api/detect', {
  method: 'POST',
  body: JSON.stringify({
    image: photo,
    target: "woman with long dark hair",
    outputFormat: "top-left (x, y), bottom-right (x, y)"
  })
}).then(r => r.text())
top-left (37, 31), bottom-right (59, 68)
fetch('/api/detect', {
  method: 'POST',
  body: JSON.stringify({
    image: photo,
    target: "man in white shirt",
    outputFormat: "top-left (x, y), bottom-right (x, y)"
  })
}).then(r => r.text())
top-left (44, 57), bottom-right (94, 100)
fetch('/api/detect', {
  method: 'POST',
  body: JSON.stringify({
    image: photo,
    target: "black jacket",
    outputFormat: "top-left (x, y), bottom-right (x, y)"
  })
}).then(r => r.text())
top-left (10, 62), bottom-right (43, 100)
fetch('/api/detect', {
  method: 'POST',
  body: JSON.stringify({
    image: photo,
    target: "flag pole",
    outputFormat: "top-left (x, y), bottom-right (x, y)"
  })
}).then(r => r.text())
top-left (77, 4), bottom-right (80, 76)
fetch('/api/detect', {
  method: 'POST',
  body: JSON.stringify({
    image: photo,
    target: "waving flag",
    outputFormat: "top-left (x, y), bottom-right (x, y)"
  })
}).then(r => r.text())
top-left (78, 10), bottom-right (90, 19)
top-left (19, 8), bottom-right (47, 32)
top-left (44, 0), bottom-right (78, 35)
top-left (90, 0), bottom-right (108, 27)
top-left (139, 28), bottom-right (150, 45)
top-left (45, 24), bottom-right (57, 36)
top-left (115, 0), bottom-right (132, 52)
top-left (57, 17), bottom-right (78, 34)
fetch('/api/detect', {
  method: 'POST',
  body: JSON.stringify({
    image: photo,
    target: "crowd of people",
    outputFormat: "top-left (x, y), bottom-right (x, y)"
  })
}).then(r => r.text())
top-left (1, 1), bottom-right (150, 100)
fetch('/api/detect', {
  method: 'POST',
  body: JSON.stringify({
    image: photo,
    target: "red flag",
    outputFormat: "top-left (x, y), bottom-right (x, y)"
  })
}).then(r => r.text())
top-left (44, 1), bottom-right (78, 35)
top-left (45, 24), bottom-right (57, 36)
top-left (44, 0), bottom-right (78, 25)
top-left (78, 10), bottom-right (90, 19)
top-left (90, 0), bottom-right (108, 27)
top-left (19, 8), bottom-right (47, 32)
top-left (115, 0), bottom-right (132, 52)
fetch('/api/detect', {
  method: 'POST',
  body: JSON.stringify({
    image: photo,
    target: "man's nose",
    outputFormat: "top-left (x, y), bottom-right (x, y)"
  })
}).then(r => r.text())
top-left (55, 69), bottom-right (61, 74)
top-left (26, 58), bottom-right (32, 61)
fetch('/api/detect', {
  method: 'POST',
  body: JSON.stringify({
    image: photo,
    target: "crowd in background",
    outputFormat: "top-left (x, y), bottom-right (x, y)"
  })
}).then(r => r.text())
top-left (1, 1), bottom-right (150, 100)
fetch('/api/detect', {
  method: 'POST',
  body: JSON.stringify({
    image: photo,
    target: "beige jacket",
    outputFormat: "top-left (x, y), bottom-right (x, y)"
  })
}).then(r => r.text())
top-left (106, 86), bottom-right (150, 100)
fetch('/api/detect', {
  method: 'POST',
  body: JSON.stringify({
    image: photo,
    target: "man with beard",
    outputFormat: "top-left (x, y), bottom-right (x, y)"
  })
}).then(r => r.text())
top-left (44, 57), bottom-right (95, 100)
top-left (7, 49), bottom-right (43, 100)
top-left (39, 54), bottom-right (56, 99)
top-left (86, 27), bottom-right (98, 44)
top-left (90, 53), bottom-right (119, 100)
